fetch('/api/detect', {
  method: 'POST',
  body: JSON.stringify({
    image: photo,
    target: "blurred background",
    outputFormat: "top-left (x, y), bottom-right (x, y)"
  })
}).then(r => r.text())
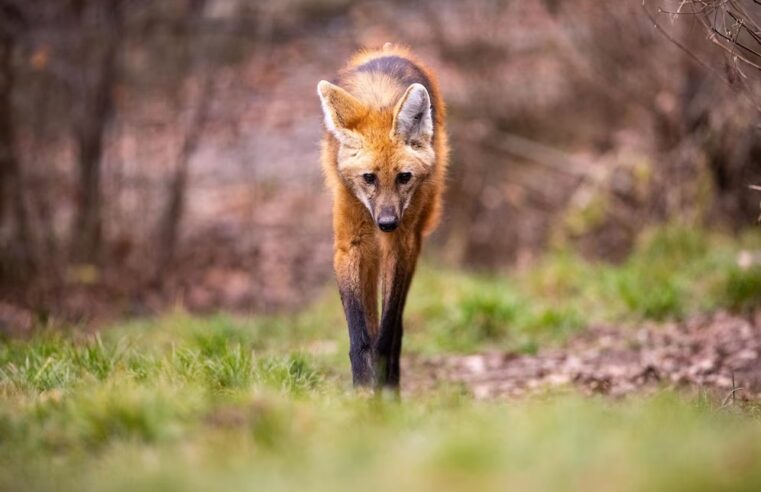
top-left (0, 0), bottom-right (759, 324)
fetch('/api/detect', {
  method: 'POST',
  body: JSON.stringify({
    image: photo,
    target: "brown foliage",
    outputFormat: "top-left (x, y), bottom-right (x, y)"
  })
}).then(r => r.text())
top-left (0, 0), bottom-right (759, 320)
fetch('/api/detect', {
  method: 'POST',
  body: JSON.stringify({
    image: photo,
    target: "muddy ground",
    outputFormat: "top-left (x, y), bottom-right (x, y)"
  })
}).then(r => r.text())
top-left (404, 311), bottom-right (761, 401)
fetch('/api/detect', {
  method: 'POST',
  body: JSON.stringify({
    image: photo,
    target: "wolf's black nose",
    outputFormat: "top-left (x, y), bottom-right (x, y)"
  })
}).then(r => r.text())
top-left (377, 216), bottom-right (398, 232)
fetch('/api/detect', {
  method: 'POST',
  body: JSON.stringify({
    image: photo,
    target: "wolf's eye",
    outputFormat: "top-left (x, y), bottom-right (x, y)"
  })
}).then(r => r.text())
top-left (362, 173), bottom-right (376, 185)
top-left (397, 172), bottom-right (412, 184)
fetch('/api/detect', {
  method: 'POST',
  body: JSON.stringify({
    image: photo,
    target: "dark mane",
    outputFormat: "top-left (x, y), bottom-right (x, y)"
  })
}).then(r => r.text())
top-left (352, 55), bottom-right (437, 130)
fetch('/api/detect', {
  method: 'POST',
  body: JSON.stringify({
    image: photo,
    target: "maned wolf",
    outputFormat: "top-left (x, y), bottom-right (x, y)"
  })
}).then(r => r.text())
top-left (317, 44), bottom-right (449, 389)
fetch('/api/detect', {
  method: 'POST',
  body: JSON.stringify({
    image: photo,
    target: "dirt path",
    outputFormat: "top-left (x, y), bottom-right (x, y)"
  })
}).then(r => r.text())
top-left (404, 311), bottom-right (761, 400)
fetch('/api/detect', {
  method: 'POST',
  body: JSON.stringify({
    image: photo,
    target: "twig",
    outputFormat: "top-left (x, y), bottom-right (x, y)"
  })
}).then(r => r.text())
top-left (720, 372), bottom-right (744, 408)
top-left (485, 132), bottom-right (596, 180)
top-left (642, 1), bottom-right (729, 82)
top-left (646, 0), bottom-right (761, 111)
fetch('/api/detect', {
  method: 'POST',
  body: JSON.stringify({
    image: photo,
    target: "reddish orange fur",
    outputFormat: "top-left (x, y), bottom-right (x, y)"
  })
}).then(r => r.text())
top-left (318, 44), bottom-right (448, 387)
top-left (322, 44), bottom-right (448, 237)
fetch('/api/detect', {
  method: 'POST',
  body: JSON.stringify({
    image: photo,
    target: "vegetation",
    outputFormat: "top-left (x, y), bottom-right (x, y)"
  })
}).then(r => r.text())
top-left (4, 361), bottom-right (761, 492)
top-left (2, 1), bottom-right (759, 488)
top-left (410, 226), bottom-right (761, 353)
top-left (1, 227), bottom-right (760, 491)
top-left (2, 1), bottom-right (760, 318)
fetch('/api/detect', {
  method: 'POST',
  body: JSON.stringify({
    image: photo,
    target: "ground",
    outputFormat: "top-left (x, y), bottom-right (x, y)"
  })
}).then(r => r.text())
top-left (406, 311), bottom-right (761, 399)
top-left (2, 227), bottom-right (761, 491)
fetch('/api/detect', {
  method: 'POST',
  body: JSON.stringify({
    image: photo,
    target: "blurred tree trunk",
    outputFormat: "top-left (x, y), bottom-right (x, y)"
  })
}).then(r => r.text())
top-left (0, 5), bottom-right (35, 277)
top-left (154, 76), bottom-right (213, 279)
top-left (70, 0), bottom-right (122, 264)
top-left (153, 0), bottom-right (209, 280)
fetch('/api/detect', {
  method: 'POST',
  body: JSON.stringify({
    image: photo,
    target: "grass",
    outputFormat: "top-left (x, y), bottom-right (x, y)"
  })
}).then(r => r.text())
top-left (3, 336), bottom-right (761, 492)
top-left (1, 226), bottom-right (761, 491)
top-left (406, 226), bottom-right (761, 353)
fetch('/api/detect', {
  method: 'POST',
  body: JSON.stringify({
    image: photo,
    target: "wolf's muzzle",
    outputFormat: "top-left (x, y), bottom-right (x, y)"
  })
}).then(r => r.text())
top-left (377, 209), bottom-right (399, 232)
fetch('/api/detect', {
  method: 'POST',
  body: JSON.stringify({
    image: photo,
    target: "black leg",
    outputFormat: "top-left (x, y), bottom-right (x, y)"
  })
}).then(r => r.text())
top-left (375, 264), bottom-right (413, 389)
top-left (339, 288), bottom-right (374, 387)
top-left (388, 319), bottom-right (403, 386)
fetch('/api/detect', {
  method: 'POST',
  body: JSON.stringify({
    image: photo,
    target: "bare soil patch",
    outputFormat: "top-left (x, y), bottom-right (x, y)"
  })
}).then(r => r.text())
top-left (404, 311), bottom-right (761, 401)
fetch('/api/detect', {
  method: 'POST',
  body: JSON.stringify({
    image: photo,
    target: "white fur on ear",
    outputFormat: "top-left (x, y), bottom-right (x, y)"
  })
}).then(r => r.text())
top-left (394, 83), bottom-right (433, 143)
top-left (316, 80), bottom-right (367, 148)
top-left (317, 80), bottom-right (339, 135)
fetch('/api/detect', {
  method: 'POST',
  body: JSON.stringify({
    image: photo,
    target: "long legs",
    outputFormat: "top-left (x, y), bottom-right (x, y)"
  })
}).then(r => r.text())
top-left (374, 235), bottom-right (419, 389)
top-left (334, 241), bottom-right (379, 387)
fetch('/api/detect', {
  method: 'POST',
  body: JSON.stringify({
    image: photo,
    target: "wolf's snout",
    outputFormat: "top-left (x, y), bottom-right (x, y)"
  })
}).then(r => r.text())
top-left (377, 210), bottom-right (399, 232)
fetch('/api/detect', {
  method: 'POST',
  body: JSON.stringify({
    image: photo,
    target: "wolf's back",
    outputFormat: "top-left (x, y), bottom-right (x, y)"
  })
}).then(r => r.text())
top-left (336, 44), bottom-right (446, 141)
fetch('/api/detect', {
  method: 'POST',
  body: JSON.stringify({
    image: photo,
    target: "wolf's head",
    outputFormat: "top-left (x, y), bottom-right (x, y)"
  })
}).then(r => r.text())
top-left (318, 80), bottom-right (435, 233)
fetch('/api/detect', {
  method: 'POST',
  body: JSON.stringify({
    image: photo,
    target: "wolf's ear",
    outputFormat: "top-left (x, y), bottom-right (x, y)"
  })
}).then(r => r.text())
top-left (317, 80), bottom-right (366, 145)
top-left (393, 83), bottom-right (433, 145)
